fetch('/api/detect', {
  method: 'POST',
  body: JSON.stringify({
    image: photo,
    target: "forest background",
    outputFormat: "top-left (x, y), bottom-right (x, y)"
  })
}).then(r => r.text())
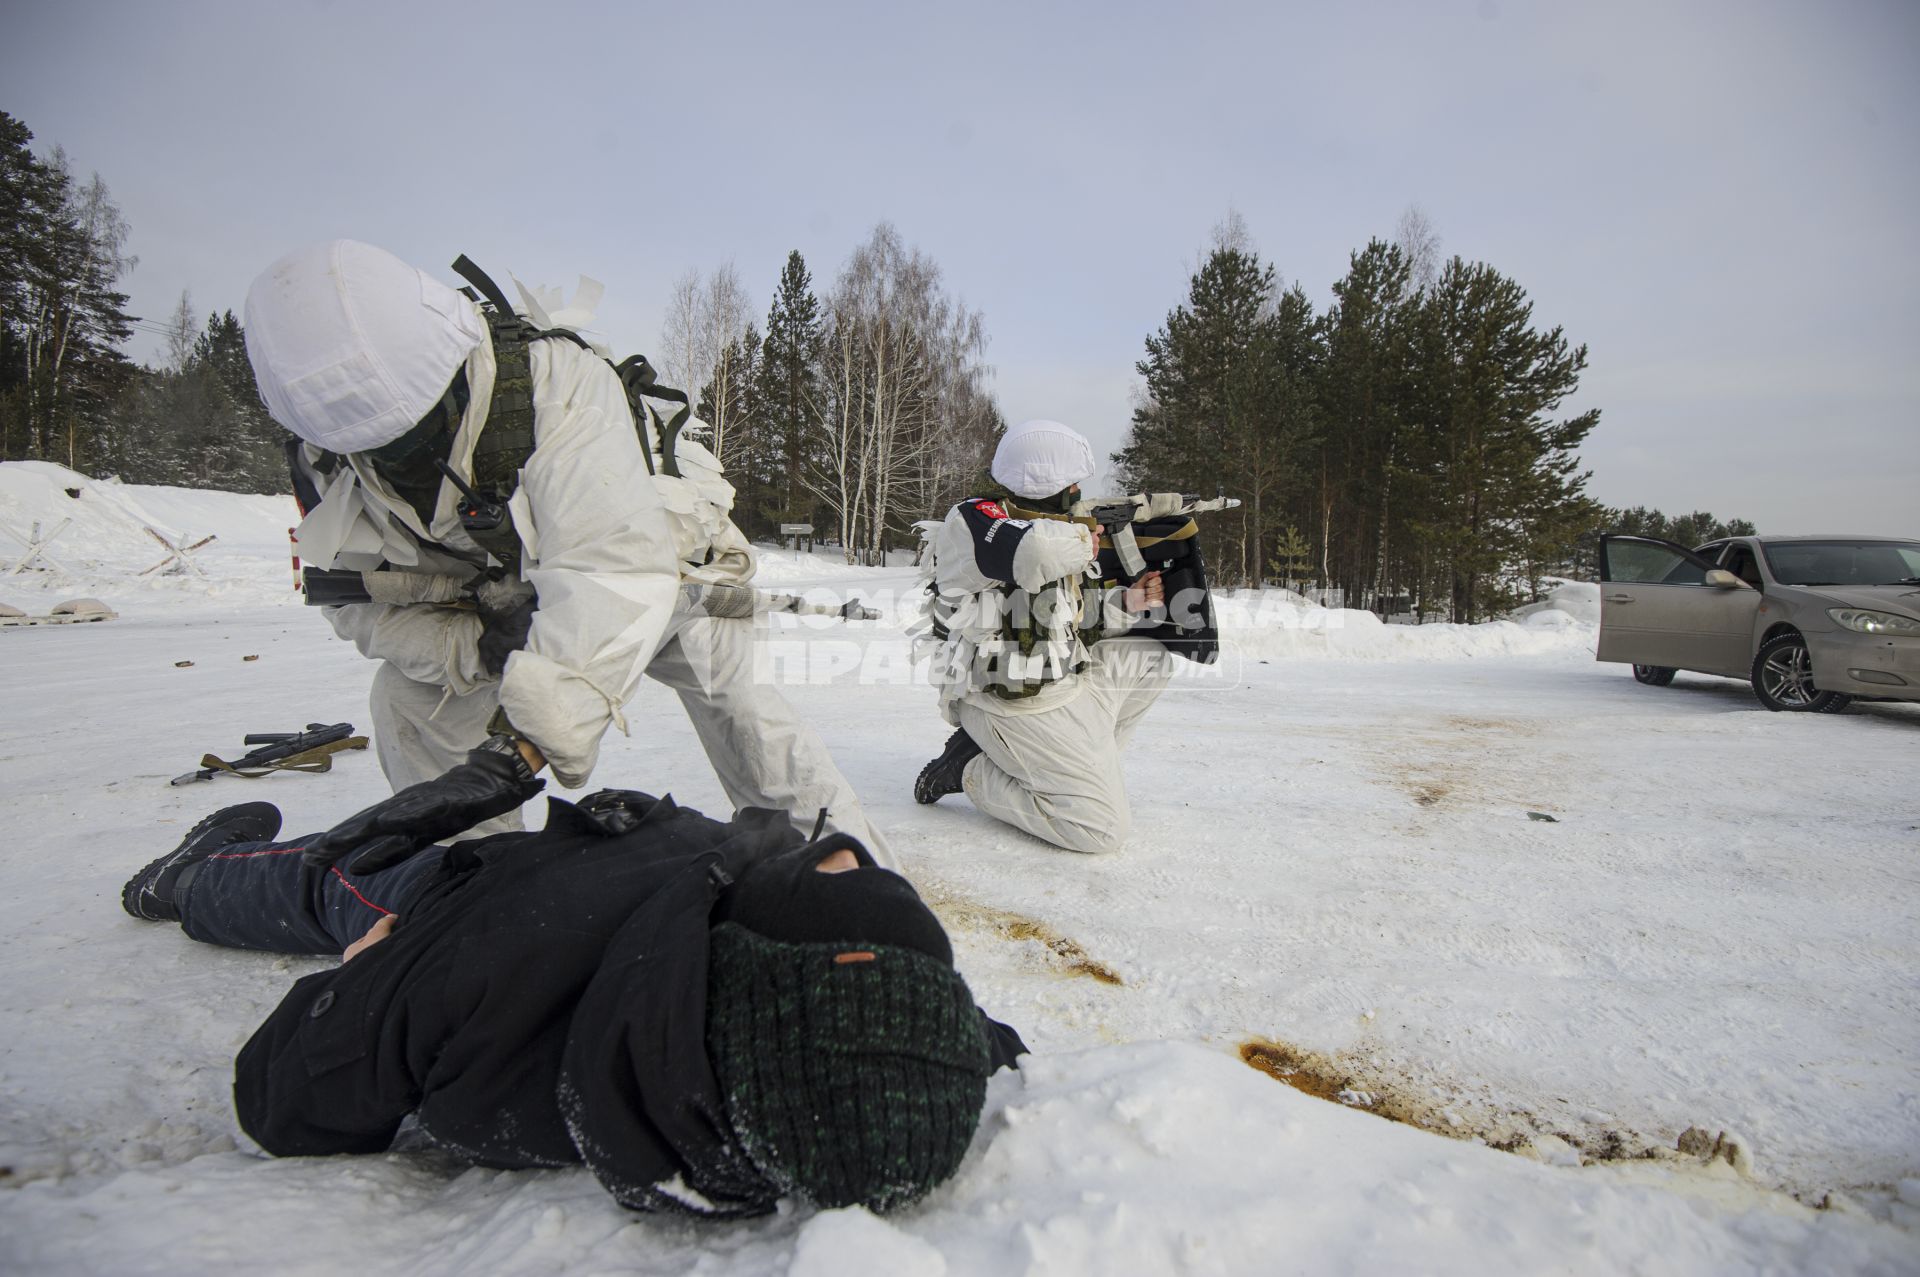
top-left (0, 109), bottom-right (1748, 621)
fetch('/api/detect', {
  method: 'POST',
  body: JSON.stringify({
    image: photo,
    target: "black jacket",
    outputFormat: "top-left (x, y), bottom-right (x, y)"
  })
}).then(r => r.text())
top-left (234, 794), bottom-right (1022, 1218)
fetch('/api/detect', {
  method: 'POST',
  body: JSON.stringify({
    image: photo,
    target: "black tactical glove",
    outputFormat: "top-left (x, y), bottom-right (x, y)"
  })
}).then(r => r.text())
top-left (476, 596), bottom-right (536, 677)
top-left (302, 740), bottom-right (544, 875)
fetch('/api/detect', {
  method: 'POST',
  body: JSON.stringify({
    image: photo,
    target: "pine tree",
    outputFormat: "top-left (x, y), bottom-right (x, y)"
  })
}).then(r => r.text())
top-left (756, 251), bottom-right (825, 531)
top-left (1268, 524), bottom-right (1312, 590)
top-left (0, 118), bottom-right (136, 470)
top-left (109, 310), bottom-right (286, 492)
top-left (1119, 236), bottom-right (1320, 584)
top-left (1319, 239), bottom-right (1416, 606)
top-left (1397, 258), bottom-right (1599, 621)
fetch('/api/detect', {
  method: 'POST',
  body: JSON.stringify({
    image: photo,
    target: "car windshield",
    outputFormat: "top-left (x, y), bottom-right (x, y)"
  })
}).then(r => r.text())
top-left (1760, 540), bottom-right (1920, 586)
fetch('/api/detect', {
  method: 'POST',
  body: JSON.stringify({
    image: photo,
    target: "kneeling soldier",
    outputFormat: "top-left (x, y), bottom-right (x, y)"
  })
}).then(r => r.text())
top-left (915, 419), bottom-right (1172, 854)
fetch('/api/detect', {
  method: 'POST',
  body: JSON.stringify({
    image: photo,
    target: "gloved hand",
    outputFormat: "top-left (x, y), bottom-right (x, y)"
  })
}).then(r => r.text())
top-left (302, 744), bottom-right (544, 874)
top-left (476, 596), bottom-right (536, 677)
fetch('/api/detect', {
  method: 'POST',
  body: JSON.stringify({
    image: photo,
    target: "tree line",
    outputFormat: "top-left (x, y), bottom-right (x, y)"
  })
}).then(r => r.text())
top-left (1120, 211), bottom-right (1602, 621)
top-left (5, 109), bottom-right (1749, 594)
top-left (2, 110), bottom-right (283, 490)
top-left (665, 224), bottom-right (1001, 561)
top-left (5, 108), bottom-right (1007, 530)
top-left (1116, 213), bottom-right (1759, 619)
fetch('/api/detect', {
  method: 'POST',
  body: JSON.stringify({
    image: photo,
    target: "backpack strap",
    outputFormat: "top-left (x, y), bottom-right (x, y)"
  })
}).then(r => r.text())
top-left (447, 253), bottom-right (700, 570)
top-left (451, 254), bottom-right (520, 319)
top-left (612, 354), bottom-right (691, 479)
top-left (448, 255), bottom-right (593, 574)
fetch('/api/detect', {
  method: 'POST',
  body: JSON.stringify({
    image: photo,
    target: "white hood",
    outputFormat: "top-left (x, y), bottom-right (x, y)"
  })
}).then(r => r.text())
top-left (244, 239), bottom-right (486, 453)
top-left (991, 418), bottom-right (1096, 499)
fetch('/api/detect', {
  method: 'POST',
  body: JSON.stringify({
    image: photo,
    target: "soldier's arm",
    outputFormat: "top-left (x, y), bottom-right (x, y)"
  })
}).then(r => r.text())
top-left (492, 343), bottom-right (682, 788)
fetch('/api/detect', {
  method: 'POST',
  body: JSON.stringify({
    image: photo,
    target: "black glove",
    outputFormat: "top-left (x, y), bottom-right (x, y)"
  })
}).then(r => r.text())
top-left (303, 743), bottom-right (544, 875)
top-left (476, 597), bottom-right (536, 677)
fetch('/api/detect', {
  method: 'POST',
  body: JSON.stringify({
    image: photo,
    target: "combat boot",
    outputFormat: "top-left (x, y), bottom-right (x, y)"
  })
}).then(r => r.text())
top-left (914, 728), bottom-right (982, 804)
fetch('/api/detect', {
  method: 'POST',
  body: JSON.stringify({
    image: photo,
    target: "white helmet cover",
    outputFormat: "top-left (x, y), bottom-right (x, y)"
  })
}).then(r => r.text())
top-left (243, 239), bottom-right (486, 452)
top-left (990, 418), bottom-right (1096, 499)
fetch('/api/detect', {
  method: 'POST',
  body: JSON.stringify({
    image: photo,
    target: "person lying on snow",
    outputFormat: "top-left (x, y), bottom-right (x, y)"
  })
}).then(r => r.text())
top-left (120, 760), bottom-right (1025, 1218)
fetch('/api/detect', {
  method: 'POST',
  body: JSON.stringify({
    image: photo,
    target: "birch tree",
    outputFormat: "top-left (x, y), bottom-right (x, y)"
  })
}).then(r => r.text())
top-left (807, 224), bottom-right (996, 564)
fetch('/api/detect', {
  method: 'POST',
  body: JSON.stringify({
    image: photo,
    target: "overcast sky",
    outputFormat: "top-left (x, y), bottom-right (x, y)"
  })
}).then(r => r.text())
top-left (5, 0), bottom-right (1915, 534)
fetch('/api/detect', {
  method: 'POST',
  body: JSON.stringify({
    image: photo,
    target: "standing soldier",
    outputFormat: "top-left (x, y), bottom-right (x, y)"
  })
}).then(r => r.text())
top-left (913, 419), bottom-right (1171, 853)
top-left (246, 240), bottom-right (891, 863)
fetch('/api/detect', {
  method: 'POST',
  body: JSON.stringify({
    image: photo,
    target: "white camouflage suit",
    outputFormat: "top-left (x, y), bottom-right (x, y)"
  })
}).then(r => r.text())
top-left (922, 496), bottom-right (1172, 854)
top-left (262, 246), bottom-right (890, 863)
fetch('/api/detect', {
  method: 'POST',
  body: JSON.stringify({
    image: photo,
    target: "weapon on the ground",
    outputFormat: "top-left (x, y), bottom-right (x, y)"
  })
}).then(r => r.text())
top-left (301, 566), bottom-right (880, 622)
top-left (1071, 492), bottom-right (1241, 579)
top-left (170, 722), bottom-right (368, 786)
top-left (680, 581), bottom-right (882, 622)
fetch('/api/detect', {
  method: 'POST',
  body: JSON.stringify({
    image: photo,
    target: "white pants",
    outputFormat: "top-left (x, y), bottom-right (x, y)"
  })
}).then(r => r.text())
top-left (369, 608), bottom-right (894, 865)
top-left (955, 640), bottom-right (1173, 854)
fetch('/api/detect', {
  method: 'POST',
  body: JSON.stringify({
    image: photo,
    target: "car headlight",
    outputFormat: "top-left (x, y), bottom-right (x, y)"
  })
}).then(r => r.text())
top-left (1827, 607), bottom-right (1920, 635)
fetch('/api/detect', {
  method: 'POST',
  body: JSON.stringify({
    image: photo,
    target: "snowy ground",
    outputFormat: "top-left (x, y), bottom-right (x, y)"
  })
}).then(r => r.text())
top-left (3, 463), bottom-right (1917, 1275)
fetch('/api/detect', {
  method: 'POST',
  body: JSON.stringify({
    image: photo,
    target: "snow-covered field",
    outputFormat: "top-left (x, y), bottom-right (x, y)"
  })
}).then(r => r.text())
top-left (3, 463), bottom-right (1917, 1275)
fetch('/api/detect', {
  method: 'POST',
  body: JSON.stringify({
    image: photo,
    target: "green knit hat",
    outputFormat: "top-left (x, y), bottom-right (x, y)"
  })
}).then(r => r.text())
top-left (705, 922), bottom-right (992, 1212)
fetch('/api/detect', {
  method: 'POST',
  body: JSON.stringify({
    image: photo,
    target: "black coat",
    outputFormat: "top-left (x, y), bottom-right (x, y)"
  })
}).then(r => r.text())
top-left (234, 794), bottom-right (1022, 1218)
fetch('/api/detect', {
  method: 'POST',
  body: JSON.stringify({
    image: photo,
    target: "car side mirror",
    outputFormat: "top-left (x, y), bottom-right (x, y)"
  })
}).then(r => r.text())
top-left (1705, 569), bottom-right (1746, 589)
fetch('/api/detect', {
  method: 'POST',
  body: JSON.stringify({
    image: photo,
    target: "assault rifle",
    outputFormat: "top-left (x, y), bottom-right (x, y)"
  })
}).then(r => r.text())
top-left (1070, 492), bottom-right (1240, 579)
top-left (301, 567), bottom-right (881, 622)
top-left (171, 722), bottom-right (368, 786)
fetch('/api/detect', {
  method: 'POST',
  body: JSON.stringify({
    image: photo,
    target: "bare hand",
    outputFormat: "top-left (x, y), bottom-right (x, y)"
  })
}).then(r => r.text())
top-left (1124, 570), bottom-right (1165, 614)
top-left (343, 914), bottom-right (398, 963)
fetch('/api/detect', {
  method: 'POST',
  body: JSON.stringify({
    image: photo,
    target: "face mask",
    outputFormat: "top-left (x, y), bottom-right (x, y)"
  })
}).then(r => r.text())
top-left (363, 368), bottom-right (469, 476)
top-left (716, 835), bottom-right (953, 966)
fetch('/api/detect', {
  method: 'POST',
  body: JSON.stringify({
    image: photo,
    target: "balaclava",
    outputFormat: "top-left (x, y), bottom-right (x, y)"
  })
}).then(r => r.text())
top-left (704, 836), bottom-right (991, 1211)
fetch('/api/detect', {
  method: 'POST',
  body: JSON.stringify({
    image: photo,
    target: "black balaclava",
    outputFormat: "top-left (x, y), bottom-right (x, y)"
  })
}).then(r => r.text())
top-left (362, 367), bottom-right (469, 525)
top-left (714, 833), bottom-right (952, 963)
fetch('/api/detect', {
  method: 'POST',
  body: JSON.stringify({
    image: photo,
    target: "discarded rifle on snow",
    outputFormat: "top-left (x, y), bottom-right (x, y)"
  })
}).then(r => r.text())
top-left (170, 721), bottom-right (368, 786)
top-left (300, 567), bottom-right (881, 622)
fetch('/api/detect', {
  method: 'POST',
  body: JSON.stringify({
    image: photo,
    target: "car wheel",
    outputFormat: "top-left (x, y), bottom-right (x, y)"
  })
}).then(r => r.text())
top-left (1632, 664), bottom-right (1677, 686)
top-left (1750, 632), bottom-right (1852, 713)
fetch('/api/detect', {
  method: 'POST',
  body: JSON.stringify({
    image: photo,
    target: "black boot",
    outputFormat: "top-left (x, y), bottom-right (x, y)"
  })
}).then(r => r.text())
top-left (122, 802), bottom-right (283, 922)
top-left (914, 728), bottom-right (982, 804)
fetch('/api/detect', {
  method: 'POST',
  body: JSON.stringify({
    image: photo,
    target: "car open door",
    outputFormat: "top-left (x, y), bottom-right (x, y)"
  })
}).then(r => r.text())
top-left (1597, 535), bottom-right (1762, 675)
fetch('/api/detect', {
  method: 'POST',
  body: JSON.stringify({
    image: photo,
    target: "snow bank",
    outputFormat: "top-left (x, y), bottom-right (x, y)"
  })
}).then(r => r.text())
top-left (0, 461), bottom-right (298, 606)
top-left (1509, 578), bottom-right (1602, 626)
top-left (1, 469), bottom-right (1597, 663)
top-left (1216, 589), bottom-right (1597, 662)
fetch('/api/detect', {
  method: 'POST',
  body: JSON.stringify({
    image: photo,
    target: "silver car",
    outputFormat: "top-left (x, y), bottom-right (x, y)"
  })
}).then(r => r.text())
top-left (1597, 534), bottom-right (1920, 712)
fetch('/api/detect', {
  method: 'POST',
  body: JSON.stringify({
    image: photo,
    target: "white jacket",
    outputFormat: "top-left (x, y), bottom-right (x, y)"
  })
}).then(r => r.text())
top-left (919, 498), bottom-right (1131, 718)
top-left (294, 326), bottom-right (682, 788)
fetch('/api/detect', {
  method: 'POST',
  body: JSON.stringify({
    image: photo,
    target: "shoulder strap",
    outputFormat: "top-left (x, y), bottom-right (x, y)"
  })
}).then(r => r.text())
top-left (447, 253), bottom-right (701, 569)
top-left (611, 354), bottom-right (691, 478)
top-left (448, 254), bottom-right (595, 574)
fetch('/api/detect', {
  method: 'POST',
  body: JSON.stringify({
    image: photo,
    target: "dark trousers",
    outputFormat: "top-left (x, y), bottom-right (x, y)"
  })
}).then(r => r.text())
top-left (176, 835), bottom-right (449, 955)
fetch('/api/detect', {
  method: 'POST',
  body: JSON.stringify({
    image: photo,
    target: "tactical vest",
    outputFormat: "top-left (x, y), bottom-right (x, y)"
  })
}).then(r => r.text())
top-left (450, 255), bottom-right (696, 576)
top-left (979, 502), bottom-right (1104, 700)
